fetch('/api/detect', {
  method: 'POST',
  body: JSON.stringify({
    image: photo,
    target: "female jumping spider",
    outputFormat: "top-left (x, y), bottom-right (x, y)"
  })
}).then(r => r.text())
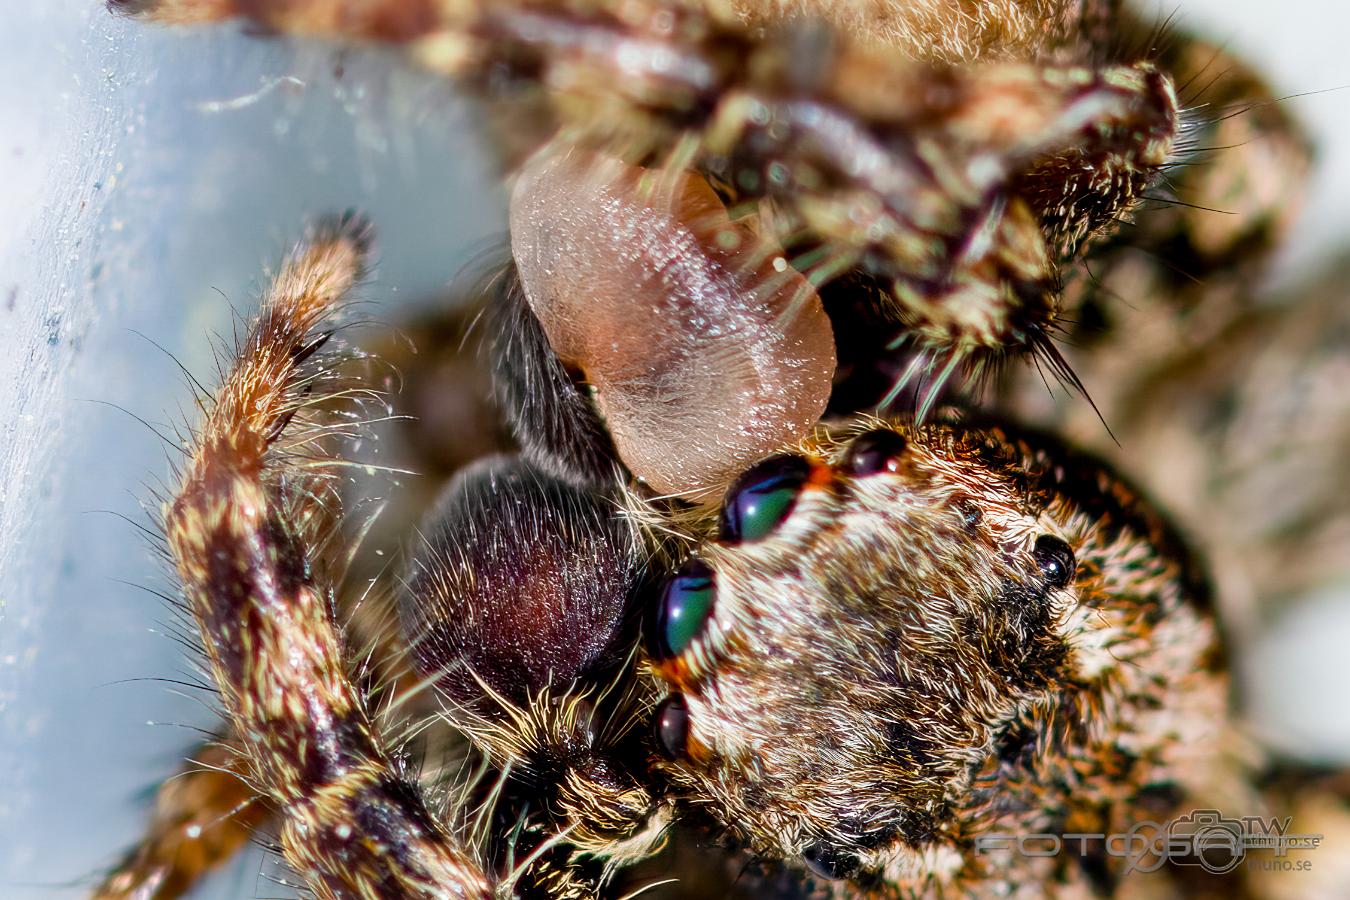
top-left (96, 1), bottom-right (1346, 898)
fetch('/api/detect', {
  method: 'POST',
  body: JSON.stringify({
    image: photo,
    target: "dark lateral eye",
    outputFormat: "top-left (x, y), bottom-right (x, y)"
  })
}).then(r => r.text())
top-left (652, 559), bottom-right (716, 659)
top-left (1034, 535), bottom-right (1076, 588)
top-left (843, 428), bottom-right (907, 476)
top-left (654, 694), bottom-right (690, 759)
top-left (720, 454), bottom-right (812, 543)
top-left (803, 842), bottom-right (861, 881)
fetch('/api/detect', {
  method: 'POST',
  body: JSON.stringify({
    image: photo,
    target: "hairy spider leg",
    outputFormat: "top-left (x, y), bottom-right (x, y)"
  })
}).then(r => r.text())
top-left (114, 0), bottom-right (1178, 395)
top-left (156, 215), bottom-right (494, 899)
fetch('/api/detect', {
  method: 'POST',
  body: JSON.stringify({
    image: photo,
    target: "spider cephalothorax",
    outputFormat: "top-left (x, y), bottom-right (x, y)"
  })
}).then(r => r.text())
top-left (93, 1), bottom-right (1335, 899)
top-left (639, 416), bottom-right (1226, 892)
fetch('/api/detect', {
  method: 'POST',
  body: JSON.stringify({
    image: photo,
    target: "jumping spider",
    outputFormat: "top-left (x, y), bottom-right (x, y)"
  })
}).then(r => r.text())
top-left (96, 1), bottom-right (1346, 898)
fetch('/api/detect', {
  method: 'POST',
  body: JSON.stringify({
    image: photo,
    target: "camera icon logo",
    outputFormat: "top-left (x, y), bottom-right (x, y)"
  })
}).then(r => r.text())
top-left (1168, 809), bottom-right (1246, 874)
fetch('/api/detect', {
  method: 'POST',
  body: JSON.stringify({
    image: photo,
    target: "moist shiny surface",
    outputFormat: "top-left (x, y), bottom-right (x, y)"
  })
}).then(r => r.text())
top-left (511, 146), bottom-right (836, 497)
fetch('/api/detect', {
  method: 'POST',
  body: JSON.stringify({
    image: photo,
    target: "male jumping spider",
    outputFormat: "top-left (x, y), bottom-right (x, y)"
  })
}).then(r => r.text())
top-left (96, 1), bottom-right (1348, 898)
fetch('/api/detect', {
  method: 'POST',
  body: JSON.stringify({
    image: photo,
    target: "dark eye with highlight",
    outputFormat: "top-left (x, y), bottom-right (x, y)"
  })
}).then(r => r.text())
top-left (651, 559), bottom-right (716, 659)
top-left (654, 694), bottom-right (690, 760)
top-left (719, 454), bottom-right (812, 543)
top-left (803, 842), bottom-right (861, 881)
top-left (1034, 535), bottom-right (1076, 588)
top-left (844, 429), bottom-right (907, 476)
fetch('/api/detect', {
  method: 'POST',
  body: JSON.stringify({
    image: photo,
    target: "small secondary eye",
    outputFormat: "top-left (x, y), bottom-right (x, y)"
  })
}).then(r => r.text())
top-left (654, 694), bottom-right (690, 760)
top-left (843, 429), bottom-right (907, 476)
top-left (653, 559), bottom-right (716, 659)
top-left (803, 842), bottom-right (861, 881)
top-left (719, 454), bottom-right (812, 543)
top-left (1033, 534), bottom-right (1076, 588)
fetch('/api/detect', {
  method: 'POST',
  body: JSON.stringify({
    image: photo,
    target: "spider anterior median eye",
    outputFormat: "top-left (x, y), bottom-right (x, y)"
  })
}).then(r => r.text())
top-left (654, 558), bottom-right (716, 659)
top-left (844, 428), bottom-right (908, 476)
top-left (654, 694), bottom-right (690, 760)
top-left (803, 842), bottom-right (861, 881)
top-left (1033, 534), bottom-right (1076, 588)
top-left (719, 454), bottom-right (812, 543)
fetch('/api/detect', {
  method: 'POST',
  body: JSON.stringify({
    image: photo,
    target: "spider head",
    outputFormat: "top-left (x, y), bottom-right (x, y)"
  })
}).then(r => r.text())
top-left (645, 418), bottom-right (1078, 877)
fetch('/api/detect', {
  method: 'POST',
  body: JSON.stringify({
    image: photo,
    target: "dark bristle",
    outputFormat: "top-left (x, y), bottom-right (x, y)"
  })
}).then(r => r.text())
top-left (488, 267), bottom-right (622, 491)
top-left (1029, 328), bottom-right (1119, 446)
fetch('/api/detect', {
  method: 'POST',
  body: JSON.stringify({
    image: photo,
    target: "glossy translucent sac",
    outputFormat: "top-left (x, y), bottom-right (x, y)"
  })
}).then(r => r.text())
top-left (510, 146), bottom-right (836, 497)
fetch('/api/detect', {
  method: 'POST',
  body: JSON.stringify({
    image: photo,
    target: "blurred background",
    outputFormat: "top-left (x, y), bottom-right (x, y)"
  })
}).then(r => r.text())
top-left (0, 2), bottom-right (1346, 898)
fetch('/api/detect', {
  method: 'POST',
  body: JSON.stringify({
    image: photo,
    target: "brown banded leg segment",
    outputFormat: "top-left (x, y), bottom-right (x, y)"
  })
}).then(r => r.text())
top-left (94, 736), bottom-right (268, 900)
top-left (116, 0), bottom-right (1177, 380)
top-left (161, 217), bottom-right (492, 900)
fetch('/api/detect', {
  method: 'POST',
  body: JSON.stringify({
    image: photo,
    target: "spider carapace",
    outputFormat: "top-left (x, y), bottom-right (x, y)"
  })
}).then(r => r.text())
top-left (96, 1), bottom-right (1339, 898)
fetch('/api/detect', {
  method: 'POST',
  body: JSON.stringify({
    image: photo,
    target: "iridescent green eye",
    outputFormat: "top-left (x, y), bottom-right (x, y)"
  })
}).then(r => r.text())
top-left (719, 454), bottom-right (811, 543)
top-left (652, 559), bottom-right (715, 659)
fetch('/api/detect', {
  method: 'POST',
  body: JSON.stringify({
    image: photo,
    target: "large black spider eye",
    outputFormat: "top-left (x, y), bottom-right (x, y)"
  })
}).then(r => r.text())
top-left (719, 454), bottom-right (812, 543)
top-left (651, 559), bottom-right (716, 660)
top-left (803, 842), bottom-right (861, 881)
top-left (1034, 534), bottom-right (1076, 588)
top-left (843, 428), bottom-right (907, 476)
top-left (654, 694), bottom-right (690, 760)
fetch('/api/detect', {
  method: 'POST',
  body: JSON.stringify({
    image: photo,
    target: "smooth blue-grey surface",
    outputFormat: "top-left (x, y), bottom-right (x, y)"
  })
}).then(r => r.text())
top-left (0, 3), bottom-right (502, 897)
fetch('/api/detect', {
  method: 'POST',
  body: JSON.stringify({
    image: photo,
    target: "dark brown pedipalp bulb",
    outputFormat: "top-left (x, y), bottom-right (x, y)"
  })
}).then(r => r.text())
top-left (399, 456), bottom-right (641, 710)
top-left (510, 146), bottom-right (837, 498)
